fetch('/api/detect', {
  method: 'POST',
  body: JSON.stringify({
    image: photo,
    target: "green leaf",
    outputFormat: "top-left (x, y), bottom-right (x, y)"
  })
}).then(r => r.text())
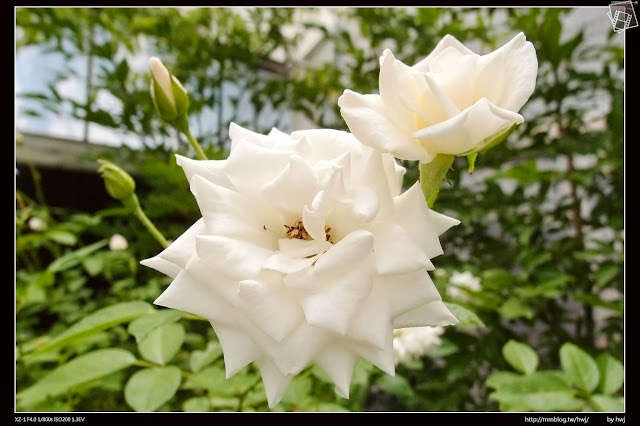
top-left (595, 263), bottom-right (620, 287)
top-left (486, 371), bottom-right (522, 389)
top-left (30, 301), bottom-right (154, 355)
top-left (419, 154), bottom-right (455, 208)
top-left (573, 293), bottom-right (623, 314)
top-left (124, 366), bottom-right (182, 412)
top-left (311, 364), bottom-right (333, 384)
top-left (138, 323), bottom-right (185, 365)
top-left (590, 395), bottom-right (624, 412)
top-left (17, 348), bottom-right (136, 408)
top-left (182, 396), bottom-right (210, 412)
top-left (503, 340), bottom-right (539, 375)
top-left (315, 403), bottom-right (350, 412)
top-left (467, 153), bottom-right (477, 173)
top-left (351, 360), bottom-right (374, 387)
top-left (423, 338), bottom-right (459, 358)
top-left (190, 340), bottom-right (223, 373)
top-left (82, 254), bottom-right (105, 277)
top-left (459, 123), bottom-right (517, 156)
top-left (45, 230), bottom-right (77, 246)
top-left (560, 343), bottom-right (600, 394)
top-left (498, 297), bottom-right (534, 320)
top-left (488, 371), bottom-right (584, 412)
top-left (128, 309), bottom-right (184, 343)
top-left (184, 366), bottom-right (257, 397)
top-left (596, 354), bottom-right (624, 395)
top-left (375, 374), bottom-right (415, 400)
top-left (444, 302), bottom-right (486, 329)
top-left (281, 376), bottom-right (312, 404)
top-left (47, 239), bottom-right (108, 273)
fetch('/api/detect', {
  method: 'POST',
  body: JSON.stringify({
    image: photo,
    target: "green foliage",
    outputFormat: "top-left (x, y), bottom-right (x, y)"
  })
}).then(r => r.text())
top-left (16, 6), bottom-right (623, 413)
top-left (502, 340), bottom-right (539, 375)
top-left (17, 349), bottom-right (137, 409)
top-left (28, 301), bottom-right (153, 355)
top-left (124, 367), bottom-right (182, 412)
top-left (487, 341), bottom-right (624, 412)
top-left (138, 323), bottom-right (185, 365)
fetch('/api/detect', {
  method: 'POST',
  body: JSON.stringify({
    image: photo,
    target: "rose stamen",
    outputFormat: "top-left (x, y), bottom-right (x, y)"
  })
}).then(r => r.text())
top-left (284, 221), bottom-right (332, 242)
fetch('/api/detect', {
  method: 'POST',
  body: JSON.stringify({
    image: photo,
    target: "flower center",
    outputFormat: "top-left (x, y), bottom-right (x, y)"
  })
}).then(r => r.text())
top-left (284, 221), bottom-right (332, 242)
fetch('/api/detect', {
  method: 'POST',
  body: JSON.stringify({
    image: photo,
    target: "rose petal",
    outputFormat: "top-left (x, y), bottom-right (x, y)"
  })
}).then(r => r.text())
top-left (314, 345), bottom-right (358, 399)
top-left (224, 138), bottom-right (293, 198)
top-left (472, 50), bottom-right (506, 108)
top-left (190, 175), bottom-right (282, 248)
top-left (350, 149), bottom-right (394, 219)
top-left (423, 73), bottom-right (461, 121)
top-left (371, 222), bottom-right (434, 275)
top-left (426, 48), bottom-right (477, 110)
top-left (393, 301), bottom-right (458, 328)
top-left (175, 154), bottom-right (233, 189)
top-left (301, 260), bottom-right (373, 335)
top-left (256, 358), bottom-right (293, 408)
top-left (413, 98), bottom-right (524, 155)
top-left (229, 121), bottom-right (286, 150)
top-left (412, 34), bottom-right (476, 72)
top-left (379, 50), bottom-right (424, 131)
top-left (140, 219), bottom-right (205, 277)
top-left (338, 90), bottom-right (428, 161)
top-left (313, 230), bottom-right (374, 275)
top-left (263, 324), bottom-right (328, 376)
top-left (382, 154), bottom-right (406, 197)
top-left (350, 186), bottom-right (379, 222)
top-left (263, 253), bottom-right (319, 275)
top-left (348, 285), bottom-right (392, 349)
top-left (344, 328), bottom-right (395, 376)
top-left (277, 238), bottom-right (333, 258)
top-left (430, 209), bottom-right (461, 236)
top-left (213, 323), bottom-right (262, 377)
top-left (291, 128), bottom-right (361, 163)
top-left (140, 256), bottom-right (182, 279)
top-left (236, 278), bottom-right (303, 342)
top-left (154, 270), bottom-right (236, 325)
top-left (394, 183), bottom-right (460, 258)
top-left (262, 154), bottom-right (319, 216)
top-left (195, 235), bottom-right (273, 281)
top-left (485, 32), bottom-right (538, 112)
top-left (379, 270), bottom-right (443, 317)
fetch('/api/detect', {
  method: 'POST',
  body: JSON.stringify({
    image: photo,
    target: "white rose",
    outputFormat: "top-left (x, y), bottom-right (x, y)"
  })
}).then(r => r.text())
top-left (447, 270), bottom-right (481, 301)
top-left (393, 326), bottom-right (444, 365)
top-left (28, 217), bottom-right (47, 232)
top-left (142, 123), bottom-right (460, 408)
top-left (109, 234), bottom-right (128, 251)
top-left (338, 33), bottom-right (538, 163)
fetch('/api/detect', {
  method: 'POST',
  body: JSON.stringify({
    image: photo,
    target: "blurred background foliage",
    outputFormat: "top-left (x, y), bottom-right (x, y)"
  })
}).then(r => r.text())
top-left (15, 7), bottom-right (624, 412)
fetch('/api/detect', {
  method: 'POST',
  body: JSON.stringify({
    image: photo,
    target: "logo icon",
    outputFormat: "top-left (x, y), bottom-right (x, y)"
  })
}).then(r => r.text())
top-left (608, 1), bottom-right (638, 33)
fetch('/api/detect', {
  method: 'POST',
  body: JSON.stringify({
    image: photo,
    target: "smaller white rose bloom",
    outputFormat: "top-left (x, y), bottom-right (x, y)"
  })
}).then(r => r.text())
top-left (447, 270), bottom-right (481, 301)
top-left (393, 326), bottom-right (445, 365)
top-left (338, 33), bottom-right (538, 163)
top-left (109, 234), bottom-right (128, 251)
top-left (142, 123), bottom-right (461, 408)
top-left (28, 217), bottom-right (47, 232)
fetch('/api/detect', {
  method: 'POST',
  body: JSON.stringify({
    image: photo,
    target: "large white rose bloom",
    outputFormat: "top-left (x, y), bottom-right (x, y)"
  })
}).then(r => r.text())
top-left (142, 123), bottom-right (460, 407)
top-left (338, 33), bottom-right (538, 163)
